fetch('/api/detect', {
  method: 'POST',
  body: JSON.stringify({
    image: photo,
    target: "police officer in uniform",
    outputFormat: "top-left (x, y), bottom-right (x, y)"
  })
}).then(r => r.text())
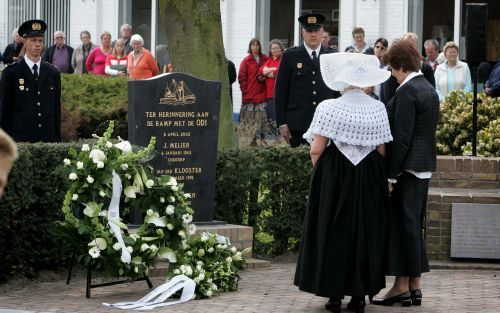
top-left (0, 19), bottom-right (61, 143)
top-left (275, 13), bottom-right (339, 147)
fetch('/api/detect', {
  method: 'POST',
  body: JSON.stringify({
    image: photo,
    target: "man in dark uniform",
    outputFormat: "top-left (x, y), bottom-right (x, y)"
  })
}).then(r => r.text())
top-left (0, 19), bottom-right (61, 143)
top-left (274, 13), bottom-right (339, 147)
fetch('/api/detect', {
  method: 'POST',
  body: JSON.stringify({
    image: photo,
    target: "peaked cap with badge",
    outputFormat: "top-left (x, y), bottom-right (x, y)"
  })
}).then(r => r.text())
top-left (0, 19), bottom-right (61, 143)
top-left (274, 13), bottom-right (339, 147)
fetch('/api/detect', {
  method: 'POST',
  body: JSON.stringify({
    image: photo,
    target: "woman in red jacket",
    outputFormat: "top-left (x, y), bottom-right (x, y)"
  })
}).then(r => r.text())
top-left (237, 38), bottom-right (269, 147)
top-left (259, 39), bottom-right (284, 129)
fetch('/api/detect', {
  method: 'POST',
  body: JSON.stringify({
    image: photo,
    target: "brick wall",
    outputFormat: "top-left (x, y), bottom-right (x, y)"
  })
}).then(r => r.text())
top-left (426, 156), bottom-right (500, 260)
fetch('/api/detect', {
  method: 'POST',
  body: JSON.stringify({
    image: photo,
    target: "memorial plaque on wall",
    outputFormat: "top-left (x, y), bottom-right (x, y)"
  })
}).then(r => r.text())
top-left (128, 73), bottom-right (221, 222)
top-left (451, 203), bottom-right (500, 259)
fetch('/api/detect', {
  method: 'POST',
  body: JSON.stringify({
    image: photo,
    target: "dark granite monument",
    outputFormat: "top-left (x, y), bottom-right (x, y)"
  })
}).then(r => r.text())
top-left (128, 73), bottom-right (221, 222)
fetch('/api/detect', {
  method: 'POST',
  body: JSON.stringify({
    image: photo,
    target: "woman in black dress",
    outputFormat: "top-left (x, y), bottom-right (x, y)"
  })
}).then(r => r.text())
top-left (294, 52), bottom-right (393, 313)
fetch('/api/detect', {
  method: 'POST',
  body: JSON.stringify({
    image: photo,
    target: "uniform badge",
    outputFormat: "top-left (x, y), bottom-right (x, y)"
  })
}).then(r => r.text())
top-left (19, 78), bottom-right (24, 84)
top-left (297, 63), bottom-right (303, 69)
top-left (19, 86), bottom-right (25, 91)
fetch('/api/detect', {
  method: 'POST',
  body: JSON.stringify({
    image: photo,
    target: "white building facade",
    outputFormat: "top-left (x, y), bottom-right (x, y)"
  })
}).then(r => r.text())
top-left (1, 0), bottom-right (498, 112)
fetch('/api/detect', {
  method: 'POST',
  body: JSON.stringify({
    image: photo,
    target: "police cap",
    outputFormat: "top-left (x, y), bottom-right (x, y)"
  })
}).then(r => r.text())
top-left (18, 19), bottom-right (47, 38)
top-left (298, 14), bottom-right (325, 31)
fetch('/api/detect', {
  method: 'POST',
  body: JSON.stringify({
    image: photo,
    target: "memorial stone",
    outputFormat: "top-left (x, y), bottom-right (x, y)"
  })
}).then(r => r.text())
top-left (128, 73), bottom-right (221, 222)
top-left (451, 203), bottom-right (500, 259)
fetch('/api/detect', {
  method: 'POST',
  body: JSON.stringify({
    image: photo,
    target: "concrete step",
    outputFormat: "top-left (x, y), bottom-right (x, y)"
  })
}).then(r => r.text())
top-left (245, 257), bottom-right (271, 270)
top-left (428, 187), bottom-right (500, 204)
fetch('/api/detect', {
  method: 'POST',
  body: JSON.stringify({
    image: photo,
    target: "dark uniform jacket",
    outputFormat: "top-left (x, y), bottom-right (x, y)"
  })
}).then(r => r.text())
top-left (42, 44), bottom-right (75, 74)
top-left (275, 44), bottom-right (339, 132)
top-left (386, 75), bottom-right (440, 179)
top-left (0, 59), bottom-right (61, 142)
top-left (2, 42), bottom-right (23, 65)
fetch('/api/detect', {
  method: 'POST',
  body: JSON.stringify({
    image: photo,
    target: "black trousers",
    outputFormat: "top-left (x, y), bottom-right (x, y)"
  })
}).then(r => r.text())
top-left (386, 172), bottom-right (430, 277)
top-left (290, 130), bottom-right (309, 147)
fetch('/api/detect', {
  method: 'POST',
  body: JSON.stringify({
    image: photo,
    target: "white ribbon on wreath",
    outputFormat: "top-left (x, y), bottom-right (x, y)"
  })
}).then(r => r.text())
top-left (108, 170), bottom-right (131, 264)
top-left (102, 274), bottom-right (196, 310)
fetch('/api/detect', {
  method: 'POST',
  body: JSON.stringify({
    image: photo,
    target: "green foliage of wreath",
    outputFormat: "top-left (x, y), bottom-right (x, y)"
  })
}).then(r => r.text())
top-left (55, 121), bottom-right (196, 279)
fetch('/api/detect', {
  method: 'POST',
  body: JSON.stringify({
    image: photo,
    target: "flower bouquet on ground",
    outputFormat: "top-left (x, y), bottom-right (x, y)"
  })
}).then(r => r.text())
top-left (55, 121), bottom-right (195, 279)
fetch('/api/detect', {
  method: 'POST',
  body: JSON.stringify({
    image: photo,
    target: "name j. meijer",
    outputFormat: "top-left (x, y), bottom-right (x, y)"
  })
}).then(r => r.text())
top-left (165, 142), bottom-right (190, 148)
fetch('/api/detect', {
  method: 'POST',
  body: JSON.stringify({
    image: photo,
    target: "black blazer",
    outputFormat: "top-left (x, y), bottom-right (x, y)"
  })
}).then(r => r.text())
top-left (42, 44), bottom-right (74, 74)
top-left (386, 75), bottom-right (440, 179)
top-left (0, 59), bottom-right (61, 142)
top-left (274, 45), bottom-right (339, 131)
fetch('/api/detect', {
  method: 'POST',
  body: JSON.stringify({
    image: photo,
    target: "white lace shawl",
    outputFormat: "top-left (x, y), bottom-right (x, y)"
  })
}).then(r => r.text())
top-left (303, 89), bottom-right (393, 165)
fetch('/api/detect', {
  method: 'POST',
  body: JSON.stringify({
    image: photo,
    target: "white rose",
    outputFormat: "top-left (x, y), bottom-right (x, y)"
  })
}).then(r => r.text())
top-left (76, 161), bottom-right (84, 169)
top-left (198, 249), bottom-right (205, 257)
top-left (141, 243), bottom-right (149, 251)
top-left (86, 175), bottom-right (94, 184)
top-left (193, 277), bottom-right (201, 284)
top-left (198, 273), bottom-right (205, 281)
top-left (165, 205), bottom-right (175, 215)
top-left (106, 141), bottom-right (113, 148)
top-left (171, 186), bottom-right (179, 192)
top-left (63, 158), bottom-right (71, 166)
top-left (72, 194), bottom-right (78, 201)
top-left (69, 172), bottom-right (77, 180)
top-left (160, 197), bottom-right (165, 203)
top-left (96, 161), bottom-right (105, 169)
top-left (89, 246), bottom-right (100, 258)
top-left (187, 251), bottom-right (192, 256)
top-left (126, 246), bottom-right (133, 253)
top-left (206, 290), bottom-right (213, 297)
top-left (120, 163), bottom-right (128, 170)
top-left (173, 269), bottom-right (181, 275)
top-left (89, 149), bottom-right (107, 164)
top-left (166, 223), bottom-right (174, 230)
top-left (81, 144), bottom-right (90, 152)
top-left (211, 284), bottom-right (217, 291)
top-left (145, 179), bottom-right (155, 188)
top-left (197, 261), bottom-right (204, 266)
top-left (169, 196), bottom-right (175, 203)
top-left (178, 230), bottom-right (186, 238)
top-left (112, 243), bottom-right (121, 251)
top-left (188, 224), bottom-right (196, 235)
top-left (149, 244), bottom-right (158, 252)
top-left (231, 246), bottom-right (237, 253)
top-left (114, 141), bottom-right (132, 154)
top-left (146, 209), bottom-right (154, 216)
top-left (99, 190), bottom-right (106, 197)
top-left (201, 233), bottom-right (209, 242)
top-left (167, 177), bottom-right (177, 186)
top-left (226, 257), bottom-right (232, 263)
top-left (207, 247), bottom-right (214, 253)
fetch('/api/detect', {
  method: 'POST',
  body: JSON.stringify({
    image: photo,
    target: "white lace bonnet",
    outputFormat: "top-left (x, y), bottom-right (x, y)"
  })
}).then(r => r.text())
top-left (319, 52), bottom-right (391, 91)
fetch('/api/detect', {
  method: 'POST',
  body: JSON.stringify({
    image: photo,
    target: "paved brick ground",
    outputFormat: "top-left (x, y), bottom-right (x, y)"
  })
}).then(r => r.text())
top-left (0, 263), bottom-right (499, 313)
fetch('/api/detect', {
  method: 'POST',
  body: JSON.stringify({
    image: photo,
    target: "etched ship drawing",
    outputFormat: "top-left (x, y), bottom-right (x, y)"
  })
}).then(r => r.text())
top-left (159, 79), bottom-right (196, 105)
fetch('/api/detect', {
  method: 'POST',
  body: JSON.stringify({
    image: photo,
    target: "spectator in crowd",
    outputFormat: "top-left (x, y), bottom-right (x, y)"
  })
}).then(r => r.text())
top-left (71, 30), bottom-right (97, 74)
top-left (424, 39), bottom-right (440, 71)
top-left (2, 28), bottom-right (24, 65)
top-left (484, 61), bottom-right (499, 97)
top-left (227, 59), bottom-right (236, 104)
top-left (86, 31), bottom-right (113, 75)
top-left (345, 27), bottom-right (374, 55)
top-left (259, 39), bottom-right (284, 129)
top-left (112, 23), bottom-right (133, 55)
top-left (0, 19), bottom-right (61, 143)
top-left (0, 128), bottom-right (17, 197)
top-left (127, 34), bottom-right (159, 80)
top-left (373, 37), bottom-right (389, 99)
top-left (322, 30), bottom-right (331, 48)
top-left (105, 38), bottom-right (127, 77)
top-left (42, 31), bottom-right (74, 73)
top-left (295, 52), bottom-right (392, 313)
top-left (434, 41), bottom-right (472, 101)
top-left (237, 38), bottom-right (269, 147)
top-left (275, 14), bottom-right (339, 147)
top-left (373, 39), bottom-right (439, 309)
top-left (381, 33), bottom-right (435, 104)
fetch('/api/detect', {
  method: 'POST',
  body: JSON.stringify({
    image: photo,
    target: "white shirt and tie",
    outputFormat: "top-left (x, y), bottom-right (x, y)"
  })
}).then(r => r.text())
top-left (24, 55), bottom-right (41, 79)
top-left (304, 44), bottom-right (321, 61)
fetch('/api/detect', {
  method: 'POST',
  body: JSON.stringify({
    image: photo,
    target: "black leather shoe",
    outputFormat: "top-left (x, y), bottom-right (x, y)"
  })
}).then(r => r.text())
top-left (325, 298), bottom-right (341, 313)
top-left (347, 296), bottom-right (366, 313)
top-left (410, 289), bottom-right (422, 306)
top-left (372, 291), bottom-right (411, 306)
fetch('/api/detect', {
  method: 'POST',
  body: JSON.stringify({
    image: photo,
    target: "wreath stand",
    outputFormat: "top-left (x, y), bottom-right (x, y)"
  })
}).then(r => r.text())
top-left (66, 253), bottom-right (153, 298)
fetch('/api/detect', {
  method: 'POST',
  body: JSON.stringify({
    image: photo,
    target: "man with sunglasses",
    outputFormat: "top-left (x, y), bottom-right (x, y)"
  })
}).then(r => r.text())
top-left (42, 30), bottom-right (74, 74)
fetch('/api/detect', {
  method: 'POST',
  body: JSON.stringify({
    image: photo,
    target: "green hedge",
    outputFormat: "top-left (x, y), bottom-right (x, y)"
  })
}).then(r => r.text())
top-left (61, 74), bottom-right (128, 141)
top-left (0, 143), bottom-right (312, 281)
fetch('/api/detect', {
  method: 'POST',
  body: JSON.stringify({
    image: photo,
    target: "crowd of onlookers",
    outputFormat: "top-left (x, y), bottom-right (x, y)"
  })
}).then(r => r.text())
top-left (0, 23), bottom-right (162, 80)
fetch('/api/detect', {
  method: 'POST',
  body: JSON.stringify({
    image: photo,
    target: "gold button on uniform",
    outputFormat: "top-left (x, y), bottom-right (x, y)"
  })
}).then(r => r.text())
top-left (313, 91), bottom-right (317, 95)
top-left (38, 113), bottom-right (42, 117)
top-left (312, 71), bottom-right (316, 75)
top-left (313, 101), bottom-right (317, 105)
top-left (37, 102), bottom-right (41, 106)
top-left (312, 81), bottom-right (316, 84)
